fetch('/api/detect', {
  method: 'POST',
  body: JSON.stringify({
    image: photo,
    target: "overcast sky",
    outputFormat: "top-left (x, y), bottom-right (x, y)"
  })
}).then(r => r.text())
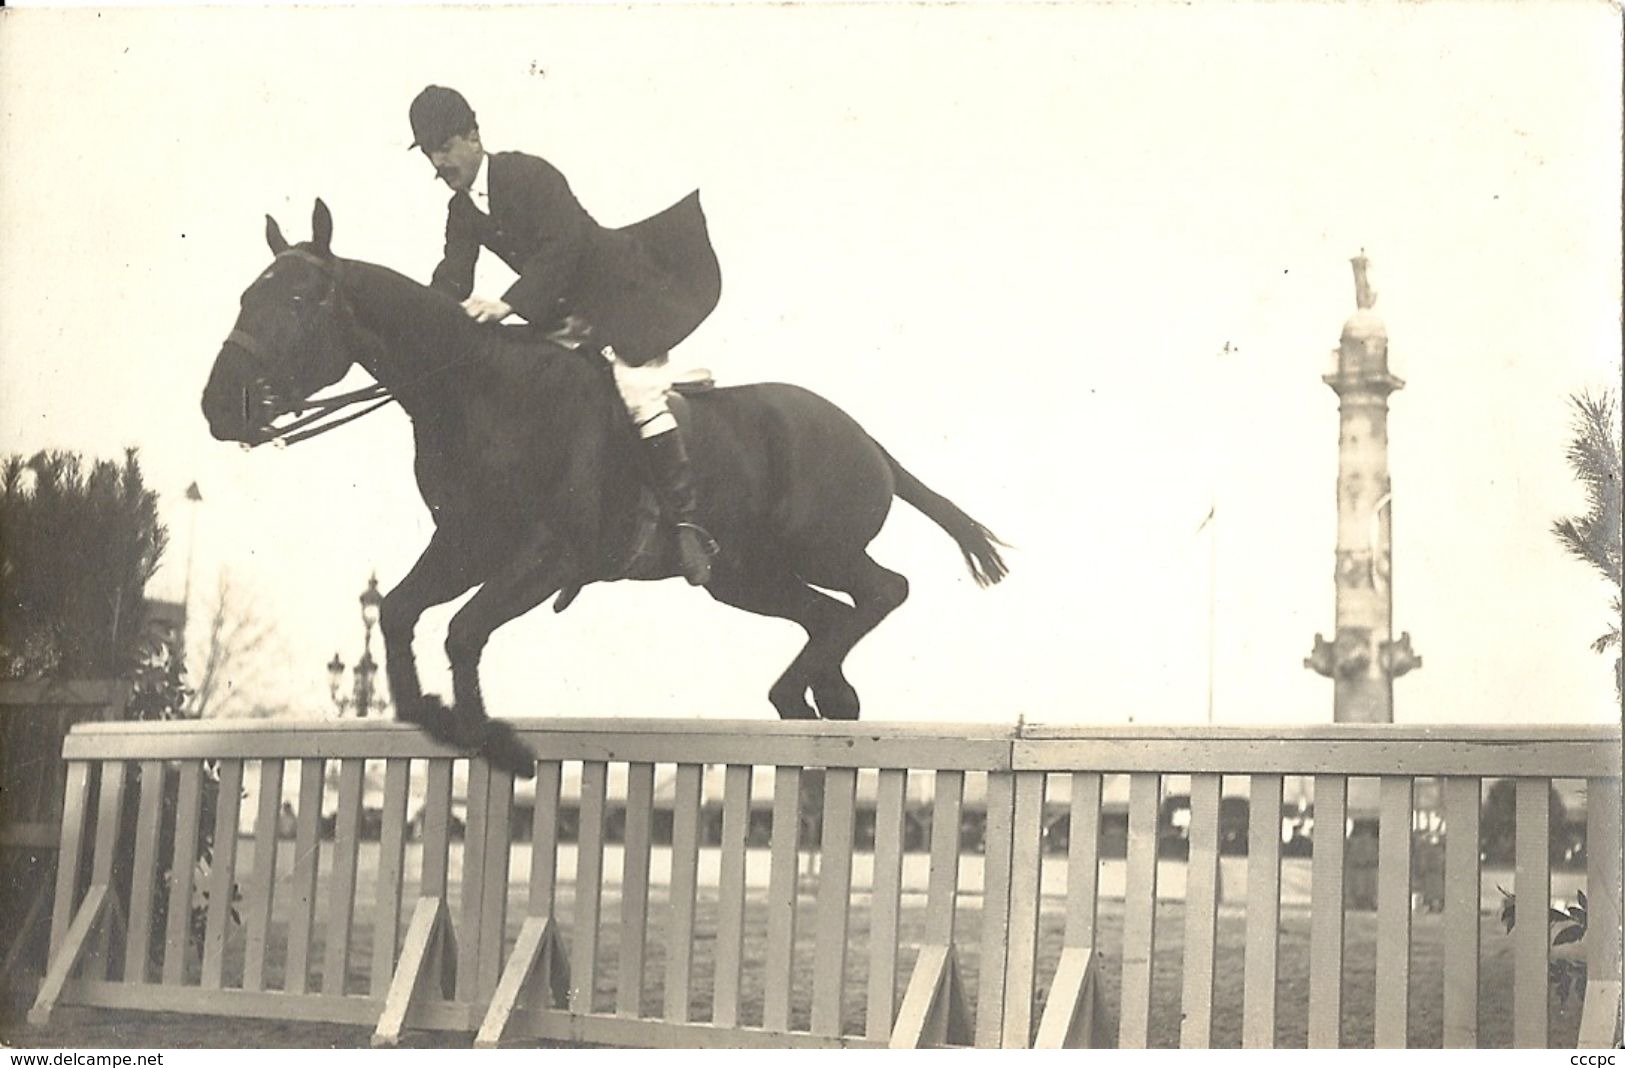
top-left (1, 2), bottom-right (1619, 728)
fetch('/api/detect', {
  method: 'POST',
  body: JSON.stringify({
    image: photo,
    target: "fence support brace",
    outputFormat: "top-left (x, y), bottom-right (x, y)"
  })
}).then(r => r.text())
top-left (474, 916), bottom-right (570, 1047)
top-left (1033, 946), bottom-right (1104, 1048)
top-left (889, 942), bottom-right (971, 1048)
top-left (28, 889), bottom-right (122, 1027)
top-left (372, 897), bottom-right (458, 1047)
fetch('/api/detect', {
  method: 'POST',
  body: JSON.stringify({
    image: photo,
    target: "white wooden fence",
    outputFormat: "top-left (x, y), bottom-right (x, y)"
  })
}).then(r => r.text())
top-left (26, 719), bottom-right (1624, 1048)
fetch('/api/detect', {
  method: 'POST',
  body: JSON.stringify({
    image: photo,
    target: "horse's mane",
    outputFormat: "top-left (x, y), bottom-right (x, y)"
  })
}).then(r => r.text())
top-left (330, 252), bottom-right (635, 464)
top-left (339, 256), bottom-right (478, 343)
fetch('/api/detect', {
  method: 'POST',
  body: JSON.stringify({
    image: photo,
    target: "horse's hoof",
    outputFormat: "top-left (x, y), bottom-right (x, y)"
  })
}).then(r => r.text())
top-left (400, 695), bottom-right (456, 740)
top-left (480, 720), bottom-right (536, 780)
top-left (812, 678), bottom-right (861, 720)
top-left (769, 681), bottom-right (818, 721)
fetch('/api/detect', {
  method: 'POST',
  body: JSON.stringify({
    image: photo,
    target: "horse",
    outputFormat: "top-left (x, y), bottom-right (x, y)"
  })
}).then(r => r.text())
top-left (201, 200), bottom-right (1007, 777)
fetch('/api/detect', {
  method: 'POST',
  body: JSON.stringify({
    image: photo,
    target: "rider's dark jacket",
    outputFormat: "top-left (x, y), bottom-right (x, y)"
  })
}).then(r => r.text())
top-left (430, 151), bottom-right (721, 365)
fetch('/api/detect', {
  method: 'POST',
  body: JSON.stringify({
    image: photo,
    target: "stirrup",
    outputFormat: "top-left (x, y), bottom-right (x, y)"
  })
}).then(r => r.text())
top-left (675, 521), bottom-right (719, 557)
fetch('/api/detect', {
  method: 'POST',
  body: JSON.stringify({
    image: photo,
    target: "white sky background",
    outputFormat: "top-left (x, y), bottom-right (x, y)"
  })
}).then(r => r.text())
top-left (0, 3), bottom-right (1619, 728)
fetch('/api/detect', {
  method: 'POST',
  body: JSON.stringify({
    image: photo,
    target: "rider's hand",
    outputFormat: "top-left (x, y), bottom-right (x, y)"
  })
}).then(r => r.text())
top-left (461, 296), bottom-right (512, 324)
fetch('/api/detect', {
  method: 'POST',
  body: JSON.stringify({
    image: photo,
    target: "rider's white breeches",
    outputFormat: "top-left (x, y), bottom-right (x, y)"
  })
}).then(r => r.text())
top-left (603, 348), bottom-right (677, 438)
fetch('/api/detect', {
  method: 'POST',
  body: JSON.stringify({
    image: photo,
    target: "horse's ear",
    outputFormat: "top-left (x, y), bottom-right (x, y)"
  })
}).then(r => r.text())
top-left (311, 199), bottom-right (334, 257)
top-left (265, 215), bottom-right (290, 255)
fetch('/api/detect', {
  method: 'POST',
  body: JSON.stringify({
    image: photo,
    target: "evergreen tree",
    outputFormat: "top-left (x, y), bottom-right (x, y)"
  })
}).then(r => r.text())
top-left (1, 449), bottom-right (168, 678)
top-left (1551, 389), bottom-right (1622, 700)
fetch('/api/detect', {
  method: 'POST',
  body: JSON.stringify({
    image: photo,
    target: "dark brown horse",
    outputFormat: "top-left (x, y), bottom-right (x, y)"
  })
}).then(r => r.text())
top-left (201, 201), bottom-right (1006, 776)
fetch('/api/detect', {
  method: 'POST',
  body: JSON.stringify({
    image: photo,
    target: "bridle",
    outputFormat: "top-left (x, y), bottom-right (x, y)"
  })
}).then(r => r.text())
top-left (224, 248), bottom-right (395, 447)
top-left (222, 246), bottom-right (553, 448)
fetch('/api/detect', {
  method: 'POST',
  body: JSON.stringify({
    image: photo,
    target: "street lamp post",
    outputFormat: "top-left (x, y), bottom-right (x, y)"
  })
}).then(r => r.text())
top-left (357, 575), bottom-right (382, 717)
top-left (328, 573), bottom-right (387, 718)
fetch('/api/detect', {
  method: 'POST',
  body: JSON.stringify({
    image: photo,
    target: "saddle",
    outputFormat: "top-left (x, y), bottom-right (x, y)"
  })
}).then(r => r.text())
top-left (551, 390), bottom-right (709, 614)
top-left (541, 315), bottom-right (715, 391)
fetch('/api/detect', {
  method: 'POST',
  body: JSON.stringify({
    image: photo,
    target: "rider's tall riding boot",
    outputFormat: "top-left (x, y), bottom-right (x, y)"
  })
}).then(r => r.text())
top-left (643, 428), bottom-right (718, 585)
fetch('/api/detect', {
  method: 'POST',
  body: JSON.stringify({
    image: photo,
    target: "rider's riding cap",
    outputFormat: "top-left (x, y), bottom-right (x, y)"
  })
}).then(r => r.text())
top-left (408, 86), bottom-right (477, 151)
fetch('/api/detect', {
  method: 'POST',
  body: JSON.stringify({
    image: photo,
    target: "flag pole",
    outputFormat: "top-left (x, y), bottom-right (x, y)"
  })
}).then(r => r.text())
top-left (183, 482), bottom-right (203, 627)
top-left (1206, 502), bottom-right (1216, 725)
top-left (1196, 501), bottom-right (1217, 725)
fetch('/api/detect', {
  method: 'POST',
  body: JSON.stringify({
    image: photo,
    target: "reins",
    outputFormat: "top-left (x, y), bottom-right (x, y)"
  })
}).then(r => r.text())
top-left (265, 335), bottom-right (509, 447)
top-left (229, 248), bottom-right (573, 448)
top-left (267, 384), bottom-right (396, 446)
top-left (228, 248), bottom-right (412, 448)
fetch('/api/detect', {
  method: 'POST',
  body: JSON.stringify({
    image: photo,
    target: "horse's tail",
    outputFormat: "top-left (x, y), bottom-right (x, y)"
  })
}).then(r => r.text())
top-left (881, 446), bottom-right (1009, 587)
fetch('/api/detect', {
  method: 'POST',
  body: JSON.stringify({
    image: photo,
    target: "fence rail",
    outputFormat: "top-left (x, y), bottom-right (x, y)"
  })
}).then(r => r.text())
top-left (27, 718), bottom-right (1625, 1049)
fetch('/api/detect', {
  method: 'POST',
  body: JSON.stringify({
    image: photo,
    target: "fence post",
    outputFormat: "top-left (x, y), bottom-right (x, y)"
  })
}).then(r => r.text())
top-left (999, 771), bottom-right (1047, 1047)
top-left (974, 770), bottom-right (1017, 1047)
top-left (1580, 776), bottom-right (1623, 1047)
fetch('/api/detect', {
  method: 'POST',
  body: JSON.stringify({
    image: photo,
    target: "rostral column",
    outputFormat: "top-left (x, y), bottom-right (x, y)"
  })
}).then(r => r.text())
top-left (1305, 253), bottom-right (1421, 722)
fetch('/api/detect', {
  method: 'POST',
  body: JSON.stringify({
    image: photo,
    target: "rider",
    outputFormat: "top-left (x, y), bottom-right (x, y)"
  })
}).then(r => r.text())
top-left (408, 85), bottom-right (722, 585)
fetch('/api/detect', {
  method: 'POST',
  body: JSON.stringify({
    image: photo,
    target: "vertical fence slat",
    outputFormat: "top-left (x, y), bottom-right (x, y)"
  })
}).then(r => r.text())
top-left (1000, 771), bottom-right (1047, 1048)
top-left (84, 761), bottom-right (127, 979)
top-left (1243, 773), bottom-right (1284, 1048)
top-left (1065, 772), bottom-right (1102, 949)
top-left (420, 759), bottom-right (453, 899)
top-left (1307, 774), bottom-right (1348, 1049)
top-left (419, 759), bottom-right (456, 999)
top-left (570, 760), bottom-right (608, 1014)
top-left (370, 758), bottom-right (411, 996)
top-left (1582, 775), bottom-right (1623, 1045)
top-left (1118, 773), bottom-right (1160, 1048)
top-left (457, 759), bottom-right (491, 1003)
top-left (161, 761), bottom-right (203, 987)
top-left (617, 762), bottom-right (655, 1018)
top-left (926, 770), bottom-right (965, 948)
top-left (1374, 775), bottom-right (1413, 1048)
top-left (712, 764), bottom-right (753, 1028)
top-left (892, 768), bottom-right (965, 1049)
top-left (866, 768), bottom-right (908, 1042)
top-left (975, 770), bottom-right (1017, 1047)
top-left (124, 760), bottom-right (165, 985)
top-left (200, 758), bottom-right (243, 989)
top-left (529, 761), bottom-right (563, 916)
top-left (89, 761), bottom-right (126, 886)
top-left (1180, 772), bottom-right (1222, 1048)
top-left (1442, 776), bottom-right (1481, 1048)
top-left (665, 763), bottom-right (703, 1022)
top-left (322, 758), bottom-right (364, 996)
top-left (763, 764), bottom-right (803, 1032)
top-left (812, 766), bottom-right (858, 1037)
top-left (240, 759), bottom-right (283, 993)
top-left (1513, 776), bottom-right (1550, 1048)
top-left (48, 762), bottom-right (91, 962)
top-left (283, 758), bottom-right (324, 995)
top-left (477, 766), bottom-right (514, 1003)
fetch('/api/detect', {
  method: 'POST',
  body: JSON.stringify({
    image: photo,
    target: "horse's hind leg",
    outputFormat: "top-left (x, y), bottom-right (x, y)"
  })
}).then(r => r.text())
top-left (796, 551), bottom-right (910, 721)
top-left (705, 566), bottom-right (854, 720)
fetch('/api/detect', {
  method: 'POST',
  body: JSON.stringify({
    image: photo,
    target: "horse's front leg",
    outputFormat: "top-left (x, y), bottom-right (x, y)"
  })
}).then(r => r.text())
top-left (444, 538), bottom-right (587, 778)
top-left (380, 527), bottom-right (486, 747)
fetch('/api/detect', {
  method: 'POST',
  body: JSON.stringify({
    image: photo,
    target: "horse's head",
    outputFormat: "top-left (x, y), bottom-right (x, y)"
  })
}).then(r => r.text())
top-left (202, 200), bottom-right (359, 444)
